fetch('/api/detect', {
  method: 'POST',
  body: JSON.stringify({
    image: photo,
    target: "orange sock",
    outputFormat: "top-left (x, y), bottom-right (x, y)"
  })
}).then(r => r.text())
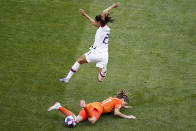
top-left (59, 107), bottom-right (75, 116)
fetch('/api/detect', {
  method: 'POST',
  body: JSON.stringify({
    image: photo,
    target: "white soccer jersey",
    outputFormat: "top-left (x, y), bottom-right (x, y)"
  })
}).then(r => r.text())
top-left (90, 25), bottom-right (110, 52)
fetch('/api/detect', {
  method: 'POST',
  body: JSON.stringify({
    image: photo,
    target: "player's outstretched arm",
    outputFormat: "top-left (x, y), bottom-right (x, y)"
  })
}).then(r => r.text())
top-left (114, 108), bottom-right (136, 119)
top-left (101, 2), bottom-right (120, 20)
top-left (123, 105), bottom-right (133, 109)
top-left (80, 9), bottom-right (99, 27)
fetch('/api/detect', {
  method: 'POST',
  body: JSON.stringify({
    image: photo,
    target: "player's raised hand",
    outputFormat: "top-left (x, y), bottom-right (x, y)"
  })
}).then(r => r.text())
top-left (80, 9), bottom-right (86, 16)
top-left (113, 2), bottom-right (120, 8)
top-left (127, 115), bottom-right (136, 119)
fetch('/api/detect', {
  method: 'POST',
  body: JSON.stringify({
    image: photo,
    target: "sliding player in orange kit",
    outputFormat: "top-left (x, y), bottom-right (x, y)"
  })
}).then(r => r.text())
top-left (48, 90), bottom-right (136, 124)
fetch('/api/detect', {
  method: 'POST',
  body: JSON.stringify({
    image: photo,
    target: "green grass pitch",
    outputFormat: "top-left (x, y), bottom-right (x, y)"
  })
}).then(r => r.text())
top-left (0, 0), bottom-right (196, 130)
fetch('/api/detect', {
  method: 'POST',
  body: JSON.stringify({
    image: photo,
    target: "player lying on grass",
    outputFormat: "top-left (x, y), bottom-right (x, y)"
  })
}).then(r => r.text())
top-left (48, 90), bottom-right (136, 124)
top-left (60, 2), bottom-right (120, 83)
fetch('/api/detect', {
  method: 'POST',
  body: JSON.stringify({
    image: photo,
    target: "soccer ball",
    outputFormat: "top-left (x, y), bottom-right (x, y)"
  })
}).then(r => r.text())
top-left (64, 115), bottom-right (77, 128)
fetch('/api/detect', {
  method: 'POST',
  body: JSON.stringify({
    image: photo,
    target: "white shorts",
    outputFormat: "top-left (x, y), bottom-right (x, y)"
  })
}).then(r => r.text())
top-left (85, 50), bottom-right (108, 68)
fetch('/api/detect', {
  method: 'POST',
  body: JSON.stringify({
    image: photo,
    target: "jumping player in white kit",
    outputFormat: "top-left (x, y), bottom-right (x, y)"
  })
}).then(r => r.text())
top-left (60, 2), bottom-right (120, 83)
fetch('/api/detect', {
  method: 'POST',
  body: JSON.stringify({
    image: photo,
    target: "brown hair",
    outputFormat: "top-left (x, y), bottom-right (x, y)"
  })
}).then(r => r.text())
top-left (116, 90), bottom-right (129, 103)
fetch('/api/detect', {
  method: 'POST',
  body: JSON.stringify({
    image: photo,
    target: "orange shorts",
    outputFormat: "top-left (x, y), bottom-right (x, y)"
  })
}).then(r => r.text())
top-left (78, 102), bottom-right (103, 121)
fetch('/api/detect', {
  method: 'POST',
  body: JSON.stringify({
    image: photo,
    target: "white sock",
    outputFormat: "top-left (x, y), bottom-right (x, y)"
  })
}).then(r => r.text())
top-left (66, 61), bottom-right (80, 80)
top-left (102, 65), bottom-right (107, 73)
top-left (98, 72), bottom-right (105, 82)
top-left (57, 105), bottom-right (62, 109)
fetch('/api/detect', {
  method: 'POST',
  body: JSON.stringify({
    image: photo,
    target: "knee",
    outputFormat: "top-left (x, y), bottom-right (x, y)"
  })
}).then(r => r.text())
top-left (77, 57), bottom-right (87, 64)
top-left (88, 117), bottom-right (97, 124)
top-left (90, 120), bottom-right (96, 124)
top-left (77, 58), bottom-right (83, 64)
top-left (77, 60), bottom-right (82, 64)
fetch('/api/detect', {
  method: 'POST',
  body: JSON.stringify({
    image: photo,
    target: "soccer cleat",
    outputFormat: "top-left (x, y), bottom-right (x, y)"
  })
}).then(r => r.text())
top-left (101, 66), bottom-right (107, 77)
top-left (59, 78), bottom-right (69, 83)
top-left (48, 102), bottom-right (61, 111)
top-left (101, 71), bottom-right (107, 77)
top-left (102, 65), bottom-right (107, 73)
top-left (98, 71), bottom-right (107, 82)
top-left (80, 100), bottom-right (86, 108)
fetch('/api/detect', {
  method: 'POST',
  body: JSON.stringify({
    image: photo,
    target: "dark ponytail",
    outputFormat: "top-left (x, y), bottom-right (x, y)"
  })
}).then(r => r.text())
top-left (104, 14), bottom-right (114, 24)
top-left (116, 90), bottom-right (129, 103)
top-left (95, 14), bottom-right (114, 25)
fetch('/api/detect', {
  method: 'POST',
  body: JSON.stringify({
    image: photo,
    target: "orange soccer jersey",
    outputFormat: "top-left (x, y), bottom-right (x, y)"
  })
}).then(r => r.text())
top-left (78, 98), bottom-right (122, 121)
top-left (101, 97), bottom-right (122, 113)
top-left (78, 102), bottom-right (103, 121)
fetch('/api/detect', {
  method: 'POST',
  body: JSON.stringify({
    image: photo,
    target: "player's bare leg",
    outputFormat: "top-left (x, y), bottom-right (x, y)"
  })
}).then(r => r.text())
top-left (97, 65), bottom-right (107, 82)
top-left (78, 55), bottom-right (88, 64)
top-left (60, 54), bottom-right (88, 83)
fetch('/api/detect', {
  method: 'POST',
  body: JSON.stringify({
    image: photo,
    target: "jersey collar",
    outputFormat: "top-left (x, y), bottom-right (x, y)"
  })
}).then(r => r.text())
top-left (101, 24), bottom-right (106, 28)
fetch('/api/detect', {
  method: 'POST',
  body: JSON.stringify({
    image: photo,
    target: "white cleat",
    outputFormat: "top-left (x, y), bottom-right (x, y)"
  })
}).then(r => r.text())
top-left (101, 71), bottom-right (107, 77)
top-left (102, 65), bottom-right (107, 77)
top-left (59, 78), bottom-right (69, 83)
top-left (48, 102), bottom-right (61, 112)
